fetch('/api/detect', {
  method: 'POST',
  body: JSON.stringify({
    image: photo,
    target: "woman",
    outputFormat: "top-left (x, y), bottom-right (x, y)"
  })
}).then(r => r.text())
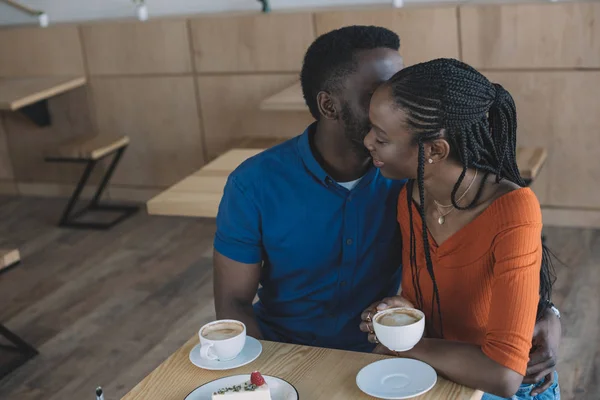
top-left (360, 59), bottom-right (559, 399)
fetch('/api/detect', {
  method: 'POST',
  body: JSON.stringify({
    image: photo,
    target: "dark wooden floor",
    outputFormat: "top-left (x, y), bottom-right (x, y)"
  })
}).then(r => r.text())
top-left (0, 196), bottom-right (597, 400)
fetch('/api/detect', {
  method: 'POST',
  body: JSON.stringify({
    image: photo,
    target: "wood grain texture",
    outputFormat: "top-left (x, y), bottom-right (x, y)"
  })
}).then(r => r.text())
top-left (190, 13), bottom-right (315, 73)
top-left (147, 148), bottom-right (269, 218)
top-left (0, 180), bottom-right (17, 195)
top-left (3, 86), bottom-right (99, 185)
top-left (0, 247), bottom-right (20, 270)
top-left (15, 182), bottom-right (99, 199)
top-left (0, 77), bottom-right (86, 110)
top-left (0, 113), bottom-right (14, 181)
top-left (543, 208), bottom-right (600, 229)
top-left (517, 146), bottom-right (547, 181)
top-left (485, 71), bottom-right (600, 209)
top-left (260, 81), bottom-right (305, 111)
top-left (0, 197), bottom-right (595, 400)
top-left (460, 2), bottom-right (600, 69)
top-left (46, 135), bottom-right (129, 161)
top-left (315, 7), bottom-right (459, 66)
top-left (0, 196), bottom-right (218, 400)
top-left (81, 20), bottom-right (193, 75)
top-left (544, 228), bottom-right (600, 399)
top-left (122, 338), bottom-right (482, 400)
top-left (197, 74), bottom-right (314, 160)
top-left (90, 76), bottom-right (205, 188)
top-left (0, 25), bottom-right (84, 77)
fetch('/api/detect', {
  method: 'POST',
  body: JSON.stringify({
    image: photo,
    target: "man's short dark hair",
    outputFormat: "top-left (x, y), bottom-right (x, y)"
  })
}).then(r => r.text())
top-left (300, 25), bottom-right (400, 120)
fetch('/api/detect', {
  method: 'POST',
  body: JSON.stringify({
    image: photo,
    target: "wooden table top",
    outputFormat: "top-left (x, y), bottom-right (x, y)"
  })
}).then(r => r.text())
top-left (0, 76), bottom-right (86, 111)
top-left (121, 336), bottom-right (482, 400)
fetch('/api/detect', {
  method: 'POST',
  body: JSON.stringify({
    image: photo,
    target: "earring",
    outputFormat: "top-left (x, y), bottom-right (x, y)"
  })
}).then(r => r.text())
top-left (428, 158), bottom-right (434, 164)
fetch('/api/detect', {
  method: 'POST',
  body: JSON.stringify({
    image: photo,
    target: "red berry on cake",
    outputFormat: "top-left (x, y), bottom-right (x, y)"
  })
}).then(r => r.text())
top-left (251, 371), bottom-right (266, 387)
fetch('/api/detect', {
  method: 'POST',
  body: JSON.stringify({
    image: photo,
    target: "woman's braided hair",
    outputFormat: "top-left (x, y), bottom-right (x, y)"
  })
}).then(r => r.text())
top-left (388, 58), bottom-right (556, 337)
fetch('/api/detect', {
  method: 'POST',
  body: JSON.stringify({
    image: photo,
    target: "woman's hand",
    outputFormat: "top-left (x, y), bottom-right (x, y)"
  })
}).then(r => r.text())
top-left (360, 296), bottom-right (415, 343)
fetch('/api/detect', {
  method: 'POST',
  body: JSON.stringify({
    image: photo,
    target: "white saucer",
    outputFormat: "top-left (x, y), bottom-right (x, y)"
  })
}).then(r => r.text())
top-left (189, 336), bottom-right (262, 371)
top-left (356, 358), bottom-right (437, 399)
top-left (184, 374), bottom-right (299, 400)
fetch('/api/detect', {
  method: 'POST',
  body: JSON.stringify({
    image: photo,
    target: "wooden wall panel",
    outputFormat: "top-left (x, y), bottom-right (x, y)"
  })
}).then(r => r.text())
top-left (461, 3), bottom-right (600, 69)
top-left (3, 87), bottom-right (96, 184)
top-left (0, 114), bottom-right (14, 181)
top-left (486, 71), bottom-right (600, 209)
top-left (197, 75), bottom-right (314, 160)
top-left (0, 26), bottom-right (84, 77)
top-left (90, 77), bottom-right (204, 188)
top-left (81, 20), bottom-right (193, 75)
top-left (190, 13), bottom-right (315, 73)
top-left (315, 7), bottom-right (459, 67)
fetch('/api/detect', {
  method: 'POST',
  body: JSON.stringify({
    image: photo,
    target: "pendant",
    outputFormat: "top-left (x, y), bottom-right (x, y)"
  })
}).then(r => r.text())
top-left (438, 215), bottom-right (445, 225)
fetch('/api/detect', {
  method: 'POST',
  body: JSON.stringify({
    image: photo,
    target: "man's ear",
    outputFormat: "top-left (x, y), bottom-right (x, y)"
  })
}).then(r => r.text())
top-left (316, 91), bottom-right (338, 120)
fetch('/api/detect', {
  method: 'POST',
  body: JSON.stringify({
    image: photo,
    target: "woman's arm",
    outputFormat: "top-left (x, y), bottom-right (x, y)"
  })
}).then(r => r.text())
top-left (364, 220), bottom-right (543, 397)
top-left (395, 339), bottom-right (523, 398)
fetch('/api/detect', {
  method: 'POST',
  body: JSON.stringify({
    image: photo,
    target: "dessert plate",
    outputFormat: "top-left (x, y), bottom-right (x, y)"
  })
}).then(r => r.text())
top-left (184, 375), bottom-right (299, 400)
top-left (356, 358), bottom-right (437, 399)
top-left (190, 336), bottom-right (262, 371)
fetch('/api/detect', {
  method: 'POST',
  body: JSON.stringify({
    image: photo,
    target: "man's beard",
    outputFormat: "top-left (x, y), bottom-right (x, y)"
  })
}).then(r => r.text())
top-left (341, 103), bottom-right (371, 159)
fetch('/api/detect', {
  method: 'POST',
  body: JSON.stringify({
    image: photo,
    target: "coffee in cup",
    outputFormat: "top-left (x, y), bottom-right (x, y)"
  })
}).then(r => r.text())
top-left (373, 307), bottom-right (425, 352)
top-left (376, 308), bottom-right (423, 327)
top-left (199, 320), bottom-right (246, 361)
top-left (201, 321), bottom-right (244, 340)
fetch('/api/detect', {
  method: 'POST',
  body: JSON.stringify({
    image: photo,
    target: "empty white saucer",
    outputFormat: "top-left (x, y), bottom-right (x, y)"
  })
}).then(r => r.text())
top-left (356, 358), bottom-right (437, 399)
top-left (189, 336), bottom-right (262, 371)
top-left (184, 374), bottom-right (299, 400)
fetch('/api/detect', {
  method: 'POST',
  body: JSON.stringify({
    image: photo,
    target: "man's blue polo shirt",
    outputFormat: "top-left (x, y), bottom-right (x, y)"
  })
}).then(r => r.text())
top-left (214, 124), bottom-right (405, 352)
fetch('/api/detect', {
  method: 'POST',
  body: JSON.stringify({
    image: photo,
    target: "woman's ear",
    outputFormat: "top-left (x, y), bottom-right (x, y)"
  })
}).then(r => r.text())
top-left (426, 135), bottom-right (451, 163)
top-left (316, 91), bottom-right (338, 120)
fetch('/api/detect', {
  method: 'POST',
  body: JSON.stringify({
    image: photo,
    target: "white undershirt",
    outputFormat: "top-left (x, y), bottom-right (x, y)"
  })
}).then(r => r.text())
top-left (336, 176), bottom-right (364, 191)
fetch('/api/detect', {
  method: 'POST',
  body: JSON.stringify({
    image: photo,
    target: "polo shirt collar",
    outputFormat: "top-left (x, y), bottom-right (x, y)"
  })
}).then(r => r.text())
top-left (297, 122), bottom-right (377, 188)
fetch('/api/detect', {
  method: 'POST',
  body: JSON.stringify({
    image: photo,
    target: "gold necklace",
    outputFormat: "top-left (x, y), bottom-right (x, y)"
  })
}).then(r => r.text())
top-left (433, 169), bottom-right (478, 225)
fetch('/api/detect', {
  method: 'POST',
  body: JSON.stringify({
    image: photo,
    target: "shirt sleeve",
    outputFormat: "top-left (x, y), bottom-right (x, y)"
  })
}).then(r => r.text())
top-left (482, 222), bottom-right (542, 375)
top-left (214, 175), bottom-right (263, 264)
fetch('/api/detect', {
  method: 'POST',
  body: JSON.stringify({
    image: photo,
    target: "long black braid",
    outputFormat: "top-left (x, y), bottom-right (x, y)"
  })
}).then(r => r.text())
top-left (389, 59), bottom-right (556, 336)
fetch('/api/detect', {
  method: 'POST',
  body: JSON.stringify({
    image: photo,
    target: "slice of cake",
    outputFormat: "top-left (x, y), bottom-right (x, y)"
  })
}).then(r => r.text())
top-left (212, 371), bottom-right (272, 400)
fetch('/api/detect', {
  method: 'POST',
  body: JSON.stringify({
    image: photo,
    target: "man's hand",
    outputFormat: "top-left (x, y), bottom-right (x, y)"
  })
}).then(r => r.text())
top-left (359, 296), bottom-right (415, 343)
top-left (525, 308), bottom-right (561, 395)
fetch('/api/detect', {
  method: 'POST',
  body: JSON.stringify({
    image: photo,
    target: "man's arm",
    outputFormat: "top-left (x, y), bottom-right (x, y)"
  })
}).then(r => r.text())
top-left (213, 249), bottom-right (263, 339)
top-left (525, 307), bottom-right (561, 395)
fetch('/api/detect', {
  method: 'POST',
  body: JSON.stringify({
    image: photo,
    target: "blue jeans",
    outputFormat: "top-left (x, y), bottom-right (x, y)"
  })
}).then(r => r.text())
top-left (482, 372), bottom-right (560, 400)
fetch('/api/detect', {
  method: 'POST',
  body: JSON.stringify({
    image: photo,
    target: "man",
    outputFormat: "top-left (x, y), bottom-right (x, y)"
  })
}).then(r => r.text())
top-left (213, 25), bottom-right (560, 393)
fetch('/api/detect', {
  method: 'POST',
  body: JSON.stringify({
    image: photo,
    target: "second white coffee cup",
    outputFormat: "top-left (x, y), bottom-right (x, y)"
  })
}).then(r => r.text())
top-left (199, 319), bottom-right (246, 361)
top-left (373, 307), bottom-right (425, 352)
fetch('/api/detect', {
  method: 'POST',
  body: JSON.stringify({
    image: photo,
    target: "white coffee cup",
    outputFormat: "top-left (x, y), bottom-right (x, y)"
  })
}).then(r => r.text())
top-left (373, 307), bottom-right (425, 352)
top-left (199, 319), bottom-right (246, 361)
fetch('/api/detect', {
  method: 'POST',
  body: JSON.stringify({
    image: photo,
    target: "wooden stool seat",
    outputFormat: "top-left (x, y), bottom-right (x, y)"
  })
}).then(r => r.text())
top-left (45, 135), bottom-right (130, 161)
top-left (0, 248), bottom-right (20, 272)
top-left (44, 134), bottom-right (138, 229)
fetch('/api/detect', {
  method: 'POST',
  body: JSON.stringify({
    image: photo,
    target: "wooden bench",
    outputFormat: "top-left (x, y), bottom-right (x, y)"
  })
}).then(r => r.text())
top-left (0, 248), bottom-right (20, 272)
top-left (147, 137), bottom-right (286, 218)
top-left (517, 146), bottom-right (548, 185)
top-left (44, 135), bottom-right (138, 229)
top-left (147, 135), bottom-right (548, 219)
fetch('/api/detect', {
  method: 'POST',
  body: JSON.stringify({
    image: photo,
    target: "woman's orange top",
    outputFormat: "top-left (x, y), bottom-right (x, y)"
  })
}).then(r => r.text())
top-left (398, 186), bottom-right (542, 375)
